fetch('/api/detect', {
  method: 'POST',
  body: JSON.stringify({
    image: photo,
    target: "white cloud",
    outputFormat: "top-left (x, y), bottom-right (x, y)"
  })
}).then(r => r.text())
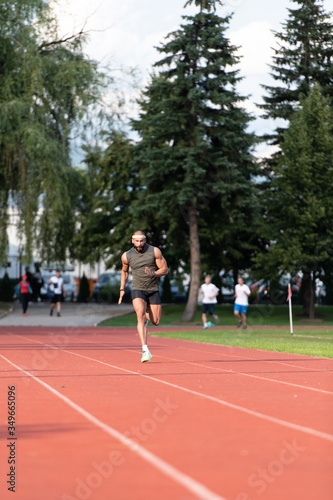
top-left (230, 21), bottom-right (275, 76)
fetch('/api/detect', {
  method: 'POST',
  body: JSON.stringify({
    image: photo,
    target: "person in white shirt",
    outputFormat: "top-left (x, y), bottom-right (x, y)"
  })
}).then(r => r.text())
top-left (199, 275), bottom-right (220, 329)
top-left (234, 276), bottom-right (251, 330)
top-left (49, 270), bottom-right (65, 317)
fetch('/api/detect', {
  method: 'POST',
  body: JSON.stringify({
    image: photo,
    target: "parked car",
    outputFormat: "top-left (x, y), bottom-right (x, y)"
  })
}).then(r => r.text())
top-left (40, 273), bottom-right (77, 301)
top-left (92, 272), bottom-right (131, 303)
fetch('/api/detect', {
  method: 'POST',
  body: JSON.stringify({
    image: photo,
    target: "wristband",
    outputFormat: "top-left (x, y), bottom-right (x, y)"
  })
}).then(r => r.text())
top-left (120, 289), bottom-right (125, 291)
top-left (152, 271), bottom-right (155, 277)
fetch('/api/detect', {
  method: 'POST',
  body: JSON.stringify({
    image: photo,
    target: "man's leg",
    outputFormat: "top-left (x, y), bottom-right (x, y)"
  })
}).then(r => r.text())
top-left (50, 297), bottom-right (55, 315)
top-left (56, 296), bottom-right (61, 315)
top-left (132, 297), bottom-right (148, 347)
top-left (146, 304), bottom-right (162, 326)
top-left (234, 307), bottom-right (242, 327)
top-left (241, 311), bottom-right (247, 329)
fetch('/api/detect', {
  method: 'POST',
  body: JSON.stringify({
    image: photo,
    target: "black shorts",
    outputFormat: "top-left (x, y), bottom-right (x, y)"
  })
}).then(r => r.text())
top-left (202, 303), bottom-right (215, 315)
top-left (131, 290), bottom-right (161, 305)
top-left (51, 294), bottom-right (62, 303)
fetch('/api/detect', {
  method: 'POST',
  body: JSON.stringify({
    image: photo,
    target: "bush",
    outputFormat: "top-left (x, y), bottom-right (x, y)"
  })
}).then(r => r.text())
top-left (161, 274), bottom-right (174, 303)
top-left (211, 274), bottom-right (223, 304)
top-left (0, 272), bottom-right (14, 301)
top-left (77, 274), bottom-right (90, 303)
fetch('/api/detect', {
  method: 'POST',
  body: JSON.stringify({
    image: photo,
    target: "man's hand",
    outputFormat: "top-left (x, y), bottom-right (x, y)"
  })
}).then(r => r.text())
top-left (118, 290), bottom-right (125, 304)
top-left (145, 267), bottom-right (155, 277)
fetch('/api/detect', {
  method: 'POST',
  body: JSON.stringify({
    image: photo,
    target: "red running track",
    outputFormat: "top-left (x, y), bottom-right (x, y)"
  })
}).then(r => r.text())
top-left (0, 326), bottom-right (332, 500)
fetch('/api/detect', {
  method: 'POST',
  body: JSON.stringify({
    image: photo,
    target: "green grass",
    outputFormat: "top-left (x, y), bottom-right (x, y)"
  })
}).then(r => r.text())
top-left (99, 304), bottom-right (333, 358)
top-left (0, 302), bottom-right (11, 311)
top-left (150, 328), bottom-right (333, 358)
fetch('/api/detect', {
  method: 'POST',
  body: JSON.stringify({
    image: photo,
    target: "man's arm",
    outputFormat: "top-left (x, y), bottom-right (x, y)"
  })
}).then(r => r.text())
top-left (118, 253), bottom-right (130, 304)
top-left (145, 247), bottom-right (168, 278)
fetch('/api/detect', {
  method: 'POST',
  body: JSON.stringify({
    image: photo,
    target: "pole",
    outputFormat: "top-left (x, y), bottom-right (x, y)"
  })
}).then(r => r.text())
top-left (288, 283), bottom-right (293, 335)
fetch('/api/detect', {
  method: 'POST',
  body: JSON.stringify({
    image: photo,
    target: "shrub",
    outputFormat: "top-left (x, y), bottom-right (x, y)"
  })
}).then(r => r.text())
top-left (77, 274), bottom-right (90, 303)
top-left (0, 272), bottom-right (14, 301)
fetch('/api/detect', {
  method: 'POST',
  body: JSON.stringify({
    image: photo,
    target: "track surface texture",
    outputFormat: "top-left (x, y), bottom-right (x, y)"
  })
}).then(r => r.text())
top-left (0, 326), bottom-right (332, 500)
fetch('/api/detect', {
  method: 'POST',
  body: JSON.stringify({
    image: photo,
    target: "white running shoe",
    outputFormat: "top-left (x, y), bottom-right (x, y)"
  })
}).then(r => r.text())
top-left (141, 350), bottom-right (153, 363)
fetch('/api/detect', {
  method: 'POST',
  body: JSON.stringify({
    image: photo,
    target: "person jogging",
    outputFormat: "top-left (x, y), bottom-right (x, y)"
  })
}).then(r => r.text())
top-left (13, 274), bottom-right (33, 316)
top-left (199, 275), bottom-right (220, 329)
top-left (118, 231), bottom-right (168, 362)
top-left (234, 276), bottom-right (251, 330)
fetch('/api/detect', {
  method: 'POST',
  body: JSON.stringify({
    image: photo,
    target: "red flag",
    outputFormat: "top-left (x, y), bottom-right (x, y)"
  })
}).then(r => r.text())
top-left (287, 283), bottom-right (292, 302)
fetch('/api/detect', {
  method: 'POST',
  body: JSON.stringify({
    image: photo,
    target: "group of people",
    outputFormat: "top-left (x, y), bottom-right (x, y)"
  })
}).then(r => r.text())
top-left (199, 275), bottom-right (250, 330)
top-left (118, 231), bottom-right (252, 364)
top-left (14, 269), bottom-right (65, 317)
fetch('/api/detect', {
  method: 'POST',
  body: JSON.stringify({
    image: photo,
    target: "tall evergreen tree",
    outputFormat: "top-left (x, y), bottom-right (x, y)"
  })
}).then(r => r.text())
top-left (260, 0), bottom-right (333, 143)
top-left (132, 0), bottom-right (257, 320)
top-left (256, 85), bottom-right (333, 319)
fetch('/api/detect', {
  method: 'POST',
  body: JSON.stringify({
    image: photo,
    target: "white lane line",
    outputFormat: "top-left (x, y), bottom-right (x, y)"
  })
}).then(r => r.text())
top-left (0, 353), bottom-right (227, 500)
top-left (5, 333), bottom-right (333, 443)
top-left (75, 336), bottom-right (333, 396)
top-left (8, 331), bottom-right (333, 395)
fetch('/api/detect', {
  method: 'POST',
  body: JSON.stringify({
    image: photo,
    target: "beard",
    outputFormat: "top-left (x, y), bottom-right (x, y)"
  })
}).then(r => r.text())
top-left (134, 243), bottom-right (146, 253)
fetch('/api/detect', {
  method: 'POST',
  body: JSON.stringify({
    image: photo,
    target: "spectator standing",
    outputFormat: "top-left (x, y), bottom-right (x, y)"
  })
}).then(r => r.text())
top-left (49, 270), bottom-right (65, 317)
top-left (33, 263), bottom-right (43, 302)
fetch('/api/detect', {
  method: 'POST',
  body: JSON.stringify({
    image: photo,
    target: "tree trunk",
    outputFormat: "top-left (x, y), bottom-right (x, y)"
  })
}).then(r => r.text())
top-left (302, 271), bottom-right (315, 319)
top-left (182, 201), bottom-right (201, 321)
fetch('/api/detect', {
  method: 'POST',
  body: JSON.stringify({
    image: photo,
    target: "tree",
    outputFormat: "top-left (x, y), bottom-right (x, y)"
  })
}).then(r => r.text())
top-left (256, 85), bottom-right (333, 318)
top-left (77, 273), bottom-right (90, 303)
top-left (73, 130), bottom-right (138, 270)
top-left (260, 0), bottom-right (333, 143)
top-left (132, 0), bottom-right (257, 321)
top-left (0, 0), bottom-right (105, 265)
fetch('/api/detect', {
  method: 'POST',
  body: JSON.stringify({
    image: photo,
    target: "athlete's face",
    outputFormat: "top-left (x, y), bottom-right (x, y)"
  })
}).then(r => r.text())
top-left (133, 237), bottom-right (146, 253)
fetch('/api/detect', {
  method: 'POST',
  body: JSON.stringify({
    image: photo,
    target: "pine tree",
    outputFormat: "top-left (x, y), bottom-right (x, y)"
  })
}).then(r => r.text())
top-left (132, 1), bottom-right (257, 321)
top-left (260, 0), bottom-right (333, 143)
top-left (256, 85), bottom-right (333, 318)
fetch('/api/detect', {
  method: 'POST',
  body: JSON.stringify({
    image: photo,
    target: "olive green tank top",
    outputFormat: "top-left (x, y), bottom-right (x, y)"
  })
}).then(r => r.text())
top-left (126, 244), bottom-right (159, 291)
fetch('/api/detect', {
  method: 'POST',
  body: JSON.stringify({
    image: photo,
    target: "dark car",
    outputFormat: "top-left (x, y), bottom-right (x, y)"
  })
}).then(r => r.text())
top-left (92, 272), bottom-right (131, 303)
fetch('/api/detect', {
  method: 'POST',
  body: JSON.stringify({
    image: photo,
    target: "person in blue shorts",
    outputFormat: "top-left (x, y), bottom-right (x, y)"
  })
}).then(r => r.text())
top-left (234, 277), bottom-right (251, 330)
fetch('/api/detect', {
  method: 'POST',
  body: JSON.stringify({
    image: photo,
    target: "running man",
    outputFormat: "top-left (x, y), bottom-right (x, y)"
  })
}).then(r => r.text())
top-left (234, 276), bottom-right (251, 330)
top-left (118, 231), bottom-right (169, 362)
top-left (199, 275), bottom-right (220, 329)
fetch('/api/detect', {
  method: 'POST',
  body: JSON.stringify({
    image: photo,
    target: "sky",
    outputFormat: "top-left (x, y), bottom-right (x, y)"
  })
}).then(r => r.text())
top-left (51, 0), bottom-right (333, 157)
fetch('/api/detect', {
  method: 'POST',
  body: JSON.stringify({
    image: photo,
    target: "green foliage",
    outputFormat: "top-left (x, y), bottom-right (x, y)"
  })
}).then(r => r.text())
top-left (211, 273), bottom-right (223, 304)
top-left (132, 5), bottom-right (257, 320)
top-left (261, 0), bottom-right (333, 141)
top-left (73, 131), bottom-right (138, 269)
top-left (0, 272), bottom-right (14, 301)
top-left (161, 274), bottom-right (174, 303)
top-left (0, 0), bottom-right (105, 264)
top-left (77, 274), bottom-right (90, 303)
top-left (256, 85), bottom-right (333, 316)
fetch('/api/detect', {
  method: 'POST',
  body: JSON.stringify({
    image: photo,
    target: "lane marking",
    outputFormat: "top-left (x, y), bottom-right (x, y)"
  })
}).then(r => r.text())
top-left (0, 353), bottom-right (227, 500)
top-left (5, 333), bottom-right (333, 443)
top-left (62, 334), bottom-right (333, 396)
top-left (7, 331), bottom-right (333, 395)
